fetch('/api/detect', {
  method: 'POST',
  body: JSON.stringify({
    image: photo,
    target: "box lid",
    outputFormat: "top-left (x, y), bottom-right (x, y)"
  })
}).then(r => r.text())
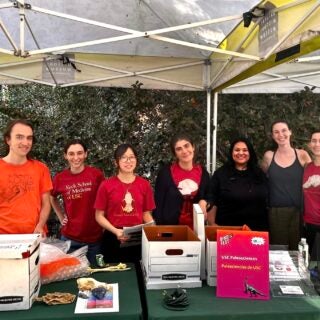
top-left (0, 234), bottom-right (41, 259)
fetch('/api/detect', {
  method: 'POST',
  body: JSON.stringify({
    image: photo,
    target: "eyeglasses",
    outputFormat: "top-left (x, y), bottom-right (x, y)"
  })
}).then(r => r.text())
top-left (120, 156), bottom-right (136, 162)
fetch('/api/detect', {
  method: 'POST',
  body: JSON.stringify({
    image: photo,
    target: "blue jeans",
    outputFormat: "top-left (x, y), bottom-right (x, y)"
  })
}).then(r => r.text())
top-left (60, 235), bottom-right (101, 267)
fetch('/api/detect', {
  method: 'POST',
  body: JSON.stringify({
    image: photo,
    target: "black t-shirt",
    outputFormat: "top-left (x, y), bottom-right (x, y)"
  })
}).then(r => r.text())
top-left (209, 165), bottom-right (269, 231)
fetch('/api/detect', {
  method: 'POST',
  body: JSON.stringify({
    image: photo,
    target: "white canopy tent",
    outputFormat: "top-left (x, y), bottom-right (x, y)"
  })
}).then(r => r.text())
top-left (0, 0), bottom-right (320, 172)
top-left (223, 50), bottom-right (320, 94)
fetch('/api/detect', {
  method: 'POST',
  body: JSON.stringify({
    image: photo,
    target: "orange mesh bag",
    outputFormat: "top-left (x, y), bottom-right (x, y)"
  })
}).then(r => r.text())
top-left (39, 242), bottom-right (89, 284)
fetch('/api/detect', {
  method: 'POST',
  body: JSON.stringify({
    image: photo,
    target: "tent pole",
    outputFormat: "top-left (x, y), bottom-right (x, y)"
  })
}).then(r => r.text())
top-left (18, 0), bottom-right (26, 56)
top-left (206, 89), bottom-right (211, 173)
top-left (212, 92), bottom-right (218, 173)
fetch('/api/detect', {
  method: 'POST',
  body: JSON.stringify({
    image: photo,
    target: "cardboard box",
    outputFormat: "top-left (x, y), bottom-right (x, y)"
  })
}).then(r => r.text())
top-left (142, 225), bottom-right (202, 289)
top-left (206, 225), bottom-right (250, 286)
top-left (193, 204), bottom-right (205, 280)
top-left (0, 234), bottom-right (41, 311)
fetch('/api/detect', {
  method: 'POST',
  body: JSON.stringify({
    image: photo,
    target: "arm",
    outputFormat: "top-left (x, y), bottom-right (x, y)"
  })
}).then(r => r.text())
top-left (197, 167), bottom-right (211, 219)
top-left (95, 209), bottom-right (127, 242)
top-left (153, 166), bottom-right (169, 224)
top-left (50, 195), bottom-right (67, 225)
top-left (206, 167), bottom-right (222, 226)
top-left (34, 191), bottom-right (51, 236)
top-left (143, 211), bottom-right (155, 223)
top-left (298, 149), bottom-right (312, 167)
top-left (207, 205), bottom-right (219, 226)
top-left (260, 150), bottom-right (273, 172)
top-left (198, 199), bottom-right (208, 220)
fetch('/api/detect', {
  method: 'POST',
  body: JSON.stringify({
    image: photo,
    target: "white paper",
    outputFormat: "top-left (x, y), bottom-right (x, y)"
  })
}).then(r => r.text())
top-left (121, 221), bottom-right (155, 247)
top-left (269, 251), bottom-right (300, 280)
top-left (74, 283), bottom-right (119, 314)
top-left (279, 285), bottom-right (304, 295)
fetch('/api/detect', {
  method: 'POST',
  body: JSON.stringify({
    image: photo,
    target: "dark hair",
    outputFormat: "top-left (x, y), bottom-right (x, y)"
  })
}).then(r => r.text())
top-left (310, 130), bottom-right (320, 139)
top-left (170, 133), bottom-right (195, 157)
top-left (3, 119), bottom-right (34, 156)
top-left (226, 137), bottom-right (266, 183)
top-left (114, 143), bottom-right (138, 166)
top-left (270, 120), bottom-right (290, 133)
top-left (63, 139), bottom-right (88, 154)
top-left (227, 137), bottom-right (258, 169)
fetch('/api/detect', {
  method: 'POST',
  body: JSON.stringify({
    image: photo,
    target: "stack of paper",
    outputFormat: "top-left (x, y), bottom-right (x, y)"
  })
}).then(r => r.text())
top-left (269, 251), bottom-right (301, 280)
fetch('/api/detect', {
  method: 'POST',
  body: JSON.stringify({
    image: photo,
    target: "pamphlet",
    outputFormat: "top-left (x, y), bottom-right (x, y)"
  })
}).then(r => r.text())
top-left (74, 283), bottom-right (119, 314)
top-left (269, 251), bottom-right (300, 280)
top-left (121, 221), bottom-right (155, 247)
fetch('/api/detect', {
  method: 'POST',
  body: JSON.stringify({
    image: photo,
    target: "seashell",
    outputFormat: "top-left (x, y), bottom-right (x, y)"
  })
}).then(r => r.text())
top-left (77, 277), bottom-right (109, 291)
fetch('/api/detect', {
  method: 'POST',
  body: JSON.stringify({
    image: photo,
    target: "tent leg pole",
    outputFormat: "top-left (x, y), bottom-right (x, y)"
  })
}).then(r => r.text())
top-left (206, 89), bottom-right (211, 173)
top-left (212, 92), bottom-right (218, 173)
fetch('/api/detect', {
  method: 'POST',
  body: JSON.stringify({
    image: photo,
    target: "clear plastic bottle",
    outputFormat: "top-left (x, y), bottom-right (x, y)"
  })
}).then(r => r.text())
top-left (303, 240), bottom-right (309, 268)
top-left (298, 238), bottom-right (309, 268)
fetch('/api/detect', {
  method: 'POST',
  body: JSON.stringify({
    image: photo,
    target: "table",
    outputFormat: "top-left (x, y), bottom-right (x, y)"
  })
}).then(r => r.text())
top-left (2, 263), bottom-right (143, 320)
top-left (146, 284), bottom-right (320, 320)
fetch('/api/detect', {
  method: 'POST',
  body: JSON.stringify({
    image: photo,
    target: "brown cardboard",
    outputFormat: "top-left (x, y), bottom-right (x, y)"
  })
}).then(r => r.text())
top-left (206, 225), bottom-right (251, 286)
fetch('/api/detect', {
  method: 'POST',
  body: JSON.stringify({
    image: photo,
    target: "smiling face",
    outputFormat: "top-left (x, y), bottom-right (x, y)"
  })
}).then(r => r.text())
top-left (232, 141), bottom-right (250, 169)
top-left (6, 123), bottom-right (33, 159)
top-left (309, 132), bottom-right (320, 157)
top-left (174, 139), bottom-right (195, 166)
top-left (64, 143), bottom-right (87, 173)
top-left (272, 122), bottom-right (292, 147)
top-left (117, 147), bottom-right (137, 174)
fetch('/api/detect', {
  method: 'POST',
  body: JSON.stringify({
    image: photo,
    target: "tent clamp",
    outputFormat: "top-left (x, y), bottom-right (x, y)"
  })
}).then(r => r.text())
top-left (13, 50), bottom-right (30, 58)
top-left (144, 32), bottom-right (149, 38)
top-left (13, 2), bottom-right (32, 10)
top-left (204, 59), bottom-right (211, 66)
top-left (13, 49), bottom-right (21, 57)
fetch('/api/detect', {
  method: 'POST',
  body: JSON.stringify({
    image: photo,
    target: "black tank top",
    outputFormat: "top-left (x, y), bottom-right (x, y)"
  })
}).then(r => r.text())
top-left (268, 149), bottom-right (303, 209)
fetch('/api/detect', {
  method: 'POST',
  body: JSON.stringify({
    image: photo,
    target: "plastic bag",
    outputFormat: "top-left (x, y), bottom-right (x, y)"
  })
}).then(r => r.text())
top-left (40, 241), bottom-right (89, 284)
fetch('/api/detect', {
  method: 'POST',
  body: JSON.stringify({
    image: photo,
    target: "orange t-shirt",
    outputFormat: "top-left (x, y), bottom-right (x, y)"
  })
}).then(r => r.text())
top-left (0, 159), bottom-right (53, 234)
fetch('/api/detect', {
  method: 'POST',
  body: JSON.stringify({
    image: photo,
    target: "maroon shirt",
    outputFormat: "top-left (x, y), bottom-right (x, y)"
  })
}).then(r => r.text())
top-left (51, 166), bottom-right (104, 243)
top-left (170, 163), bottom-right (202, 229)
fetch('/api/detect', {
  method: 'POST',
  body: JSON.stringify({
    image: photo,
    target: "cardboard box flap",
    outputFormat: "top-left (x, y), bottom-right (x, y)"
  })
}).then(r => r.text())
top-left (143, 226), bottom-right (200, 242)
top-left (205, 225), bottom-right (251, 242)
top-left (0, 234), bottom-right (41, 259)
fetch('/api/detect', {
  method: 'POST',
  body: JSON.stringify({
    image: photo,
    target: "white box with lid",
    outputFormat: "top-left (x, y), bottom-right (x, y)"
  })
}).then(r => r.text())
top-left (141, 225), bottom-right (202, 289)
top-left (0, 234), bottom-right (41, 311)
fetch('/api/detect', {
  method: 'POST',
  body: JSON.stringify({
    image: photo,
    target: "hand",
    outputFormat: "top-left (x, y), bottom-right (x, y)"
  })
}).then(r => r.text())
top-left (114, 229), bottom-right (129, 243)
top-left (61, 215), bottom-right (68, 226)
top-left (198, 200), bottom-right (208, 221)
top-left (209, 222), bottom-right (219, 227)
top-left (33, 224), bottom-right (46, 238)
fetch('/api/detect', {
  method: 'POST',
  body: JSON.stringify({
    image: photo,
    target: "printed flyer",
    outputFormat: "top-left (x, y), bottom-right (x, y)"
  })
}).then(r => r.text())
top-left (216, 230), bottom-right (269, 300)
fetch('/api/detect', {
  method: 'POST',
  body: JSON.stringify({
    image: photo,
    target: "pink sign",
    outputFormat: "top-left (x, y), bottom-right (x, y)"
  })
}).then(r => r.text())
top-left (216, 230), bottom-right (269, 300)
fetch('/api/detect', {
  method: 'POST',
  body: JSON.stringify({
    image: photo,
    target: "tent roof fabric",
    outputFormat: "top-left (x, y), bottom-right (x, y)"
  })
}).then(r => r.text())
top-left (0, 0), bottom-right (320, 92)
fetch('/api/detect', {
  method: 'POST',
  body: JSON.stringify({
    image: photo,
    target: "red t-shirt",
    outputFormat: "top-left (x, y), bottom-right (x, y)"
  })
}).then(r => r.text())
top-left (94, 176), bottom-right (155, 228)
top-left (303, 162), bottom-right (320, 225)
top-left (51, 166), bottom-right (104, 243)
top-left (170, 163), bottom-right (202, 229)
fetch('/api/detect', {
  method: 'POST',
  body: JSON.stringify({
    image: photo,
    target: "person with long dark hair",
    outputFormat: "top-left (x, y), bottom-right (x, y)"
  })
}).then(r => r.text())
top-left (207, 137), bottom-right (268, 231)
top-left (261, 120), bottom-right (311, 249)
top-left (153, 133), bottom-right (210, 229)
top-left (95, 143), bottom-right (155, 263)
top-left (303, 130), bottom-right (320, 255)
top-left (50, 139), bottom-right (105, 266)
